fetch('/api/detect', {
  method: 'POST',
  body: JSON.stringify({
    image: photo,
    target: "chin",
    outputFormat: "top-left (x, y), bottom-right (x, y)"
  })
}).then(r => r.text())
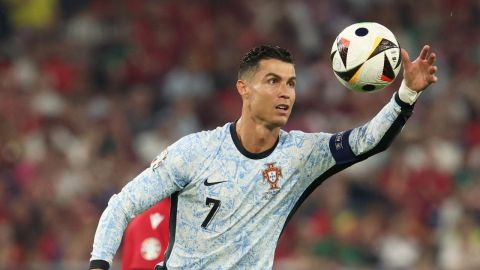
top-left (270, 117), bottom-right (289, 128)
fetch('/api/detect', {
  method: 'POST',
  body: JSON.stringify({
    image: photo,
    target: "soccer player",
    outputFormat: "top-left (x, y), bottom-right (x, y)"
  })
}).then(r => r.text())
top-left (90, 44), bottom-right (438, 270)
top-left (121, 199), bottom-right (170, 270)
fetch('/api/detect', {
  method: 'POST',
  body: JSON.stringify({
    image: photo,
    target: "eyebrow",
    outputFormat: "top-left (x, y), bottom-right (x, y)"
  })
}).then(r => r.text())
top-left (264, 72), bottom-right (296, 81)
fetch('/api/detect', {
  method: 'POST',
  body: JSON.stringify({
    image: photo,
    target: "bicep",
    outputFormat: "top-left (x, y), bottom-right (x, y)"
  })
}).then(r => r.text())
top-left (117, 167), bottom-right (180, 218)
top-left (301, 132), bottom-right (337, 179)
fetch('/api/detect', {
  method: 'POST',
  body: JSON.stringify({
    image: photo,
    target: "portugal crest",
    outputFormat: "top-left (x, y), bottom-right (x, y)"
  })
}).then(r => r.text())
top-left (262, 162), bottom-right (283, 190)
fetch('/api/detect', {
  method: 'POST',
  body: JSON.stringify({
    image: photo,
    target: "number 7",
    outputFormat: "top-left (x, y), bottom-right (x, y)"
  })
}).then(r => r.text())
top-left (201, 197), bottom-right (221, 229)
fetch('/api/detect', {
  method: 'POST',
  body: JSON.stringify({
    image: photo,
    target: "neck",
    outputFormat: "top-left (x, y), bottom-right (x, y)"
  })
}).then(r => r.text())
top-left (235, 117), bottom-right (280, 154)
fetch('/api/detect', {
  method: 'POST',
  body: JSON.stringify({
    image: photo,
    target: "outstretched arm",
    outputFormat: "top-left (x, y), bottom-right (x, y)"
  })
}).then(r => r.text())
top-left (329, 45), bottom-right (438, 165)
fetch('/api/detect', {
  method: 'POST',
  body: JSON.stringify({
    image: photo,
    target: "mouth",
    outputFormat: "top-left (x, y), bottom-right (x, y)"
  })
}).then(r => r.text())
top-left (275, 104), bottom-right (290, 112)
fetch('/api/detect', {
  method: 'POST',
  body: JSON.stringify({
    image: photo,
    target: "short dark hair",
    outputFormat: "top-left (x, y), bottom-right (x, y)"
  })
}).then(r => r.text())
top-left (238, 45), bottom-right (293, 79)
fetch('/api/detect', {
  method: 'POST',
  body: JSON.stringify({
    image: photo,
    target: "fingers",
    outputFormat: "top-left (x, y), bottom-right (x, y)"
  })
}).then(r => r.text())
top-left (400, 48), bottom-right (410, 67)
top-left (404, 44), bottom-right (439, 87)
top-left (422, 45), bottom-right (438, 83)
top-left (428, 65), bottom-right (438, 83)
top-left (427, 52), bottom-right (436, 65)
top-left (419, 45), bottom-right (430, 60)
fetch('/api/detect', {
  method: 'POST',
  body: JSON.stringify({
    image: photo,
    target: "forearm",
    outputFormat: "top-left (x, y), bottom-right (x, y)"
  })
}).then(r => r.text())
top-left (348, 80), bottom-right (418, 156)
top-left (90, 168), bottom-right (179, 269)
top-left (90, 193), bottom-right (132, 267)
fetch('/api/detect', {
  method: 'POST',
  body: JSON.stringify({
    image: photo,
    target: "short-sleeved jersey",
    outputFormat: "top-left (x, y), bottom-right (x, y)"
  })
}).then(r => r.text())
top-left (121, 199), bottom-right (170, 270)
top-left (90, 93), bottom-right (414, 270)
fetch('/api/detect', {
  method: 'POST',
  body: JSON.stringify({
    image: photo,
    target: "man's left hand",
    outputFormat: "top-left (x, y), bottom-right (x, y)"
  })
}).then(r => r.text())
top-left (401, 45), bottom-right (438, 92)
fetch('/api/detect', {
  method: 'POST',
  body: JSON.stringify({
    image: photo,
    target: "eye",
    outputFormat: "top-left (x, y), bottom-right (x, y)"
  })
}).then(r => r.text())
top-left (287, 81), bottom-right (296, 88)
top-left (267, 78), bottom-right (278, 84)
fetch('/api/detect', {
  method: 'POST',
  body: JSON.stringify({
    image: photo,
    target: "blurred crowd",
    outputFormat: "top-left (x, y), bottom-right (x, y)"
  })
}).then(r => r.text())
top-left (0, 0), bottom-right (479, 269)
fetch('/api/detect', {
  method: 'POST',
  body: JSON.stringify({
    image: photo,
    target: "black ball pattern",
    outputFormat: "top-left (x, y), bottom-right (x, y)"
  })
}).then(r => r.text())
top-left (355, 27), bottom-right (369, 37)
top-left (362, 84), bottom-right (376, 91)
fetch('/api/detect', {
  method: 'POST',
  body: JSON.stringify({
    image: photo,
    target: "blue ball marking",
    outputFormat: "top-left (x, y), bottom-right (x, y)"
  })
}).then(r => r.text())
top-left (355, 27), bottom-right (369, 36)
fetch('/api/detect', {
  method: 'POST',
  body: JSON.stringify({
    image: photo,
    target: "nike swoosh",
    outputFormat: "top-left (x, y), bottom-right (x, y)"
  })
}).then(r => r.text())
top-left (204, 178), bottom-right (227, 186)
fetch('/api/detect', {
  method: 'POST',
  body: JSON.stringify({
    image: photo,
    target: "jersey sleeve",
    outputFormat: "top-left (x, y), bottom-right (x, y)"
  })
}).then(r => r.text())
top-left (90, 133), bottom-right (202, 269)
top-left (329, 91), bottom-right (415, 166)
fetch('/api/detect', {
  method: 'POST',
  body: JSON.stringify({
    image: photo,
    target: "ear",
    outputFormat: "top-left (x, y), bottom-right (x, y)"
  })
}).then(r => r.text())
top-left (236, 80), bottom-right (249, 98)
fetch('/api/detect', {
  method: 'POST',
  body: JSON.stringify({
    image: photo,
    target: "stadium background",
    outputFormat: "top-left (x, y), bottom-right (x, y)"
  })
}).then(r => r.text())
top-left (0, 0), bottom-right (479, 269)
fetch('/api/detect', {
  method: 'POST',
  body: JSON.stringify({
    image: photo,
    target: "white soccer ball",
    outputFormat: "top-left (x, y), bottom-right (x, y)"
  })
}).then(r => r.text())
top-left (331, 22), bottom-right (402, 92)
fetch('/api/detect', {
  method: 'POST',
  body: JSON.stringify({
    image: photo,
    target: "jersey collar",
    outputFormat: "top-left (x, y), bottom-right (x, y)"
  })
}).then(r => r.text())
top-left (229, 121), bottom-right (279, 160)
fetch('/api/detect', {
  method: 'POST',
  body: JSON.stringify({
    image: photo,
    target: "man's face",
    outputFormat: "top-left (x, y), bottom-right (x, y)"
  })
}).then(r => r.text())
top-left (241, 59), bottom-right (296, 129)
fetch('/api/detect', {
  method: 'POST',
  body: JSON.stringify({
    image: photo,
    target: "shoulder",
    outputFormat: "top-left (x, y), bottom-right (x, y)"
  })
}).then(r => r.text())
top-left (280, 129), bottom-right (331, 146)
top-left (165, 124), bottom-right (229, 160)
top-left (173, 123), bottom-right (229, 148)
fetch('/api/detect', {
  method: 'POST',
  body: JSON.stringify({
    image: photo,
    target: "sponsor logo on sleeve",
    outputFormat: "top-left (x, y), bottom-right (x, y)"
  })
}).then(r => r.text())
top-left (335, 132), bottom-right (344, 150)
top-left (150, 149), bottom-right (168, 171)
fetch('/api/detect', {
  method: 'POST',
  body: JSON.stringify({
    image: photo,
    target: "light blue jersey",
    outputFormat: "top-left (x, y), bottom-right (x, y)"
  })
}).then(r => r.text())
top-left (90, 93), bottom-right (414, 270)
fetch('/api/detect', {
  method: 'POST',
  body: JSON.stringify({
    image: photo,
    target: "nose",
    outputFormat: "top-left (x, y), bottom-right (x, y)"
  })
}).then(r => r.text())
top-left (279, 84), bottom-right (292, 100)
top-left (279, 93), bottom-right (290, 100)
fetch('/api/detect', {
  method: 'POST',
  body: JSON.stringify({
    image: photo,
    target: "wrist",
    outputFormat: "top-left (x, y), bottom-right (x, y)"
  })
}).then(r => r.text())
top-left (89, 260), bottom-right (109, 270)
top-left (398, 80), bottom-right (421, 105)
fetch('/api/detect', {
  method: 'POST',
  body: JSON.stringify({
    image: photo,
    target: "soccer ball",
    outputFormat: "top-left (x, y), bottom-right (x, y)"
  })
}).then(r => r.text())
top-left (330, 22), bottom-right (402, 92)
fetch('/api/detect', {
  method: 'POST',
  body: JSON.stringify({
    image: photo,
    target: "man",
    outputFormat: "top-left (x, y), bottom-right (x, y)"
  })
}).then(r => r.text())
top-left (121, 199), bottom-right (170, 270)
top-left (90, 44), bottom-right (438, 270)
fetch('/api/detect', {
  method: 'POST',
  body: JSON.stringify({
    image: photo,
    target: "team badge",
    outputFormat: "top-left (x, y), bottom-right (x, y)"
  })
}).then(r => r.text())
top-left (262, 162), bottom-right (283, 190)
top-left (140, 237), bottom-right (162, 261)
